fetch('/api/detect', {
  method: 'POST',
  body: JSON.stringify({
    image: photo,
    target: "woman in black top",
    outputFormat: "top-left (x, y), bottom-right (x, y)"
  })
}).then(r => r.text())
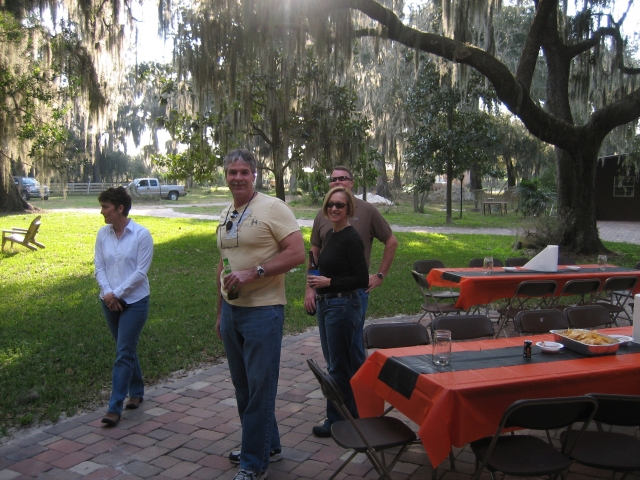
top-left (307, 186), bottom-right (368, 437)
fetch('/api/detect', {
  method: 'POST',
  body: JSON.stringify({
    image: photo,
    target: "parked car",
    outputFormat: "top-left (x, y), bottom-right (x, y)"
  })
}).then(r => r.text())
top-left (127, 178), bottom-right (187, 201)
top-left (13, 177), bottom-right (49, 200)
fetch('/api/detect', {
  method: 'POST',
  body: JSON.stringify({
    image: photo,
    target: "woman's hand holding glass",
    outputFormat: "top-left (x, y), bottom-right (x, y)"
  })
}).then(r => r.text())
top-left (307, 275), bottom-right (330, 289)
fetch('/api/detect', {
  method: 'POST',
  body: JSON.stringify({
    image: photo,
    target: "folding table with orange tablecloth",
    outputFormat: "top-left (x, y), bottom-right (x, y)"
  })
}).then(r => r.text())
top-left (426, 265), bottom-right (640, 310)
top-left (351, 327), bottom-right (640, 467)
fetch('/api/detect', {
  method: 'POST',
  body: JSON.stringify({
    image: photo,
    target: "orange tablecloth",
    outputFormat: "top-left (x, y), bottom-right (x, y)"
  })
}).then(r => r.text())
top-left (351, 327), bottom-right (640, 467)
top-left (427, 264), bottom-right (640, 309)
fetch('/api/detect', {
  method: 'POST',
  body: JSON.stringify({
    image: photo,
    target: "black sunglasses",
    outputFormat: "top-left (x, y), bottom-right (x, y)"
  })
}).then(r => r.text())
top-left (229, 210), bottom-right (239, 219)
top-left (329, 176), bottom-right (352, 182)
top-left (326, 201), bottom-right (347, 209)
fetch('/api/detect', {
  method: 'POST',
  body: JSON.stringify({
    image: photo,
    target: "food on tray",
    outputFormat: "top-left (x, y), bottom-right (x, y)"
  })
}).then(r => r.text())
top-left (558, 329), bottom-right (616, 345)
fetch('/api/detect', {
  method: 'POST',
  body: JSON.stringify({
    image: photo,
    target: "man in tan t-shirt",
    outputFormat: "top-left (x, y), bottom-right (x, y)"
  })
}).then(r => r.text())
top-left (216, 149), bottom-right (305, 480)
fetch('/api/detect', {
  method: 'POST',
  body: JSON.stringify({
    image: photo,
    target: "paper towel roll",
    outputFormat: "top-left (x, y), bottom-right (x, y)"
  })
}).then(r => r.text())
top-left (633, 294), bottom-right (640, 340)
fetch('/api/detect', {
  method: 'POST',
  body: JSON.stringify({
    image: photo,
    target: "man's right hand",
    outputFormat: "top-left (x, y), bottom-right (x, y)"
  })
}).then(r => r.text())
top-left (304, 285), bottom-right (317, 315)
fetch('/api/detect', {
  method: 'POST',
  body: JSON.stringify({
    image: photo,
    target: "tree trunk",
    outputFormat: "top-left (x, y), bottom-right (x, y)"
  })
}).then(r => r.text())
top-left (393, 140), bottom-right (402, 189)
top-left (469, 165), bottom-right (483, 191)
top-left (446, 161), bottom-right (453, 224)
top-left (505, 154), bottom-right (516, 187)
top-left (273, 148), bottom-right (286, 201)
top-left (0, 162), bottom-right (30, 212)
top-left (93, 135), bottom-right (102, 183)
top-left (376, 156), bottom-right (391, 198)
top-left (256, 163), bottom-right (264, 191)
top-left (556, 148), bottom-right (607, 254)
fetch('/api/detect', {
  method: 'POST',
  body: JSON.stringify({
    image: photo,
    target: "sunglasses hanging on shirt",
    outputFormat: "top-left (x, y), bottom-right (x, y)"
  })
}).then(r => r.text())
top-left (220, 192), bottom-right (257, 246)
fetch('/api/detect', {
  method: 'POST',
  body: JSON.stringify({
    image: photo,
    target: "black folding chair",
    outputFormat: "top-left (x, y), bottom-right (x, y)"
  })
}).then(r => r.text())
top-left (413, 260), bottom-right (460, 303)
top-left (514, 309), bottom-right (570, 334)
top-left (496, 281), bottom-right (557, 338)
top-left (431, 314), bottom-right (494, 340)
top-left (594, 276), bottom-right (637, 326)
top-left (363, 322), bottom-right (430, 352)
top-left (565, 304), bottom-right (615, 329)
top-left (553, 279), bottom-right (601, 311)
top-left (505, 257), bottom-right (529, 267)
top-left (469, 257), bottom-right (504, 268)
top-left (565, 393), bottom-right (640, 479)
top-left (363, 322), bottom-right (430, 415)
top-left (470, 396), bottom-right (598, 480)
top-left (307, 359), bottom-right (417, 480)
top-left (410, 270), bottom-right (465, 327)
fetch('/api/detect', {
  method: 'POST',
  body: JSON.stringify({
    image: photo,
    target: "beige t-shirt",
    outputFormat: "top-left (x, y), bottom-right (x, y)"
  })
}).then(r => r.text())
top-left (217, 192), bottom-right (300, 306)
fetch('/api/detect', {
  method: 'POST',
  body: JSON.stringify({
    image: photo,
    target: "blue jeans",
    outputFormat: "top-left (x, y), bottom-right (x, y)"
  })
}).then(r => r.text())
top-left (316, 292), bottom-right (362, 425)
top-left (101, 296), bottom-right (149, 416)
top-left (350, 289), bottom-right (369, 373)
top-left (220, 301), bottom-right (283, 475)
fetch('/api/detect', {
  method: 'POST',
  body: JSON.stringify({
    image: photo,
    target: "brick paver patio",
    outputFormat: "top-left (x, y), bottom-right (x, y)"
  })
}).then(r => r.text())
top-left (1, 313), bottom-right (639, 479)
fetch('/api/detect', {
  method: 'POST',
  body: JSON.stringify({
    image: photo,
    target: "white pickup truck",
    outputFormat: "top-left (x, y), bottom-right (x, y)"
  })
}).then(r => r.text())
top-left (128, 178), bottom-right (187, 201)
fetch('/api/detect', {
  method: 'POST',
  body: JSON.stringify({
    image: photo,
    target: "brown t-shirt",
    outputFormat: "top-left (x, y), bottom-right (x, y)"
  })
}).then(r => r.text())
top-left (310, 197), bottom-right (393, 268)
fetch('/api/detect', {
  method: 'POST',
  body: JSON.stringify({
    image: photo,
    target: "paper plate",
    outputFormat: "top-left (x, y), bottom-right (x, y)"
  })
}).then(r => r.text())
top-left (536, 341), bottom-right (564, 353)
top-left (608, 334), bottom-right (634, 346)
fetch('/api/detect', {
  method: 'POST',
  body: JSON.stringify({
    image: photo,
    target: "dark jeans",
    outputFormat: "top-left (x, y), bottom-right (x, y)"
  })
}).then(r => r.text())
top-left (102, 296), bottom-right (149, 415)
top-left (220, 301), bottom-right (283, 474)
top-left (316, 292), bottom-right (363, 424)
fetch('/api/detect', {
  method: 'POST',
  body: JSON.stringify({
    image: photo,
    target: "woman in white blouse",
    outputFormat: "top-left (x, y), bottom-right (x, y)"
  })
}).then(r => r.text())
top-left (94, 187), bottom-right (153, 426)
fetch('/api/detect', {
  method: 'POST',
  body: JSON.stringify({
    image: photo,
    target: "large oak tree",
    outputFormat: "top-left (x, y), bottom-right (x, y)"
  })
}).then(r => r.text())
top-left (292, 0), bottom-right (640, 254)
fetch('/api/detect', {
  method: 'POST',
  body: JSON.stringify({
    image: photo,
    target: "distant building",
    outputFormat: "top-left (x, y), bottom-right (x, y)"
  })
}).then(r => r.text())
top-left (596, 154), bottom-right (640, 221)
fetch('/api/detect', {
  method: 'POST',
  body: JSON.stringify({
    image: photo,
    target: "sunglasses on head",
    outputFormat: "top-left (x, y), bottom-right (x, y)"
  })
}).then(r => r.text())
top-left (329, 176), bottom-right (352, 182)
top-left (326, 201), bottom-right (347, 209)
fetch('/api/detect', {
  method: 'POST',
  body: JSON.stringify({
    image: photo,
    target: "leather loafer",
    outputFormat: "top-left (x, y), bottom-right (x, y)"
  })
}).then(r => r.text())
top-left (101, 412), bottom-right (120, 425)
top-left (312, 422), bottom-right (331, 438)
top-left (126, 397), bottom-right (142, 410)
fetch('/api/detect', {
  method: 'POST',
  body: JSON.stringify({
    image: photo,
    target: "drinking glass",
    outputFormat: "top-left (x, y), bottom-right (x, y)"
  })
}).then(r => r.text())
top-left (483, 256), bottom-right (494, 274)
top-left (597, 254), bottom-right (607, 271)
top-left (432, 329), bottom-right (452, 366)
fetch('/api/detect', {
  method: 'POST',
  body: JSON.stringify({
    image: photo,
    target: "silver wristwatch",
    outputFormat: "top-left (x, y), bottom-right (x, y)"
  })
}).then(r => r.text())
top-left (257, 265), bottom-right (266, 278)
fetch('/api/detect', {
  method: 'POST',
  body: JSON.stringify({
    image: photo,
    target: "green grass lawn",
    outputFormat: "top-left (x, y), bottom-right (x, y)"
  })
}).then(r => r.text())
top-left (1, 207), bottom-right (639, 435)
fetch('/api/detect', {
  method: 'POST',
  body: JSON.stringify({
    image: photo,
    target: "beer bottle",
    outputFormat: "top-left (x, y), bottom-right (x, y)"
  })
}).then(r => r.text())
top-left (222, 257), bottom-right (239, 300)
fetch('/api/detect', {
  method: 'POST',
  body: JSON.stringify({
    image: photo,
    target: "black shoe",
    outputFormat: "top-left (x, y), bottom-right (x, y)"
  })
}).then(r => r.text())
top-left (312, 422), bottom-right (331, 438)
top-left (229, 448), bottom-right (282, 465)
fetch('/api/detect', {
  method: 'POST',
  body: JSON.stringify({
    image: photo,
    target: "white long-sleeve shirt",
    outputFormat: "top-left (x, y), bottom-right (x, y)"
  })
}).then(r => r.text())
top-left (94, 219), bottom-right (153, 304)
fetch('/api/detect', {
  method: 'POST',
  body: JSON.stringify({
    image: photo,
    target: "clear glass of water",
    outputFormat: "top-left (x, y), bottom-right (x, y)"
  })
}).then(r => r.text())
top-left (432, 329), bottom-right (452, 366)
top-left (597, 255), bottom-right (607, 271)
top-left (483, 256), bottom-right (494, 274)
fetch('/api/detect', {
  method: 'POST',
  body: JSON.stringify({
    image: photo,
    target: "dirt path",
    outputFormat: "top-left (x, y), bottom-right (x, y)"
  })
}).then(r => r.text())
top-left (55, 204), bottom-right (640, 244)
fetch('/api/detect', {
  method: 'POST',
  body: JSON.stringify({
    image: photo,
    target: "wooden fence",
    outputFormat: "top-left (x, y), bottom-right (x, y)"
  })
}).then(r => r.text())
top-left (49, 182), bottom-right (130, 195)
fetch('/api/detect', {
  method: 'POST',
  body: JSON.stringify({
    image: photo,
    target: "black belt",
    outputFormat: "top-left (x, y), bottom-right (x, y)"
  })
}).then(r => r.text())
top-left (316, 291), bottom-right (357, 302)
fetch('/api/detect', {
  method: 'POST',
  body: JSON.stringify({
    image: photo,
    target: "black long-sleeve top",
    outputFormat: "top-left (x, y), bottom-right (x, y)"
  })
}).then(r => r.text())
top-left (317, 226), bottom-right (369, 294)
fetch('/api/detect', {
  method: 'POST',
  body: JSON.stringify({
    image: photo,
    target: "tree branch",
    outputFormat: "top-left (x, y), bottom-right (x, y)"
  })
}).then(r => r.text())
top-left (318, 0), bottom-right (583, 151)
top-left (515, 0), bottom-right (556, 90)
top-left (251, 123), bottom-right (273, 146)
top-left (566, 24), bottom-right (640, 74)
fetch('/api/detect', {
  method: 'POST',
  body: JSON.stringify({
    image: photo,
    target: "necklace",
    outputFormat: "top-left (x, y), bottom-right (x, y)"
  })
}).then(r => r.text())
top-left (333, 222), bottom-right (350, 233)
top-left (223, 191), bottom-right (257, 232)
